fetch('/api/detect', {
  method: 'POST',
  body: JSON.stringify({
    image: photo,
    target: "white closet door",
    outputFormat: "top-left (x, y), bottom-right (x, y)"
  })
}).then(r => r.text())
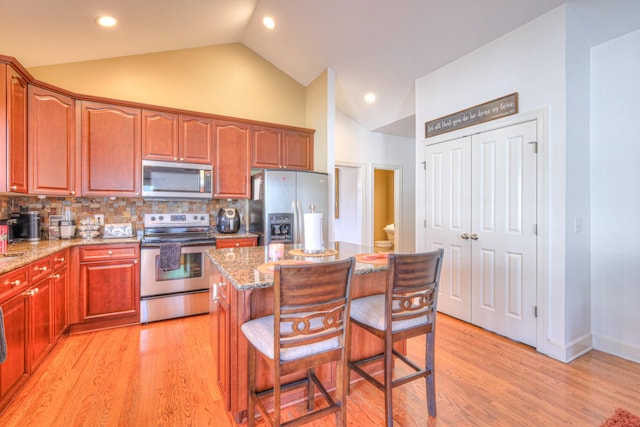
top-left (425, 136), bottom-right (472, 322)
top-left (470, 120), bottom-right (537, 346)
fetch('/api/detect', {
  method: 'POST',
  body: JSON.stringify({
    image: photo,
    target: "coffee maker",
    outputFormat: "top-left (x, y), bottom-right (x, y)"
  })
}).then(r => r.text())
top-left (11, 211), bottom-right (41, 241)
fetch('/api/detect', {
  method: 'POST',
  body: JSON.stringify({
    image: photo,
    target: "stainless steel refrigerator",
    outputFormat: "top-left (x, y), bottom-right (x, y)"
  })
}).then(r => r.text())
top-left (249, 169), bottom-right (329, 246)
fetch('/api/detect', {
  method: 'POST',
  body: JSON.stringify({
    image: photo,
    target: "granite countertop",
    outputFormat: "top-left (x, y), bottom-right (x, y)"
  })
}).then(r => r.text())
top-left (206, 241), bottom-right (391, 291)
top-left (0, 237), bottom-right (140, 275)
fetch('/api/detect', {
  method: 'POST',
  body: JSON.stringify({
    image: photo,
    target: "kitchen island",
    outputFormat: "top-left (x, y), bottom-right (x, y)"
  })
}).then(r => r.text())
top-left (206, 241), bottom-right (395, 423)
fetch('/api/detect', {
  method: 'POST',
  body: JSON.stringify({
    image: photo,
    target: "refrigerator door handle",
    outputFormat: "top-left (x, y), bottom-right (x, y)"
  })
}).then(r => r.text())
top-left (293, 200), bottom-right (303, 244)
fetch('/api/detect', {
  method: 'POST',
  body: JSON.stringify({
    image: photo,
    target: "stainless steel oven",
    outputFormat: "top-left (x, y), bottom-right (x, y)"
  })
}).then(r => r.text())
top-left (140, 213), bottom-right (216, 323)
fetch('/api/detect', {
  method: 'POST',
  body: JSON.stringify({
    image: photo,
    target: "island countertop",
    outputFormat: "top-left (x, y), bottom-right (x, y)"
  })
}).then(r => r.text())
top-left (205, 241), bottom-right (391, 291)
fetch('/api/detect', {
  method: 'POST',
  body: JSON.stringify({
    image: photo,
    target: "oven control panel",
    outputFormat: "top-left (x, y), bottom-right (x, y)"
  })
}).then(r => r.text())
top-left (143, 213), bottom-right (209, 228)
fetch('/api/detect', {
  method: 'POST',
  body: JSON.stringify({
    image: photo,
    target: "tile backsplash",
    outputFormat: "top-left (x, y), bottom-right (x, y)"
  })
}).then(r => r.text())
top-left (0, 195), bottom-right (248, 238)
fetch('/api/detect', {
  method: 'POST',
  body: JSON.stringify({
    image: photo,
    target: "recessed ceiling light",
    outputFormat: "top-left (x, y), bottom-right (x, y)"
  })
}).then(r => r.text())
top-left (263, 16), bottom-right (275, 29)
top-left (96, 16), bottom-right (117, 27)
top-left (364, 93), bottom-right (376, 103)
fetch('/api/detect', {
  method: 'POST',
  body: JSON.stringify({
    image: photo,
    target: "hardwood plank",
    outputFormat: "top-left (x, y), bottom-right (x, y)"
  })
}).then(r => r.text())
top-left (0, 314), bottom-right (639, 426)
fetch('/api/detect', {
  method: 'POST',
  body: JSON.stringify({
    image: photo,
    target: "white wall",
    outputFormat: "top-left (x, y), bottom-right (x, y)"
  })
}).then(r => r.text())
top-left (591, 28), bottom-right (640, 363)
top-left (335, 111), bottom-right (415, 252)
top-left (415, 7), bottom-right (575, 360)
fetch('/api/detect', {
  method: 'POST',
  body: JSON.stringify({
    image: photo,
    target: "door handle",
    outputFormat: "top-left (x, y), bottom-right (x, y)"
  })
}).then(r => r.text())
top-left (471, 233), bottom-right (479, 240)
top-left (461, 233), bottom-right (470, 240)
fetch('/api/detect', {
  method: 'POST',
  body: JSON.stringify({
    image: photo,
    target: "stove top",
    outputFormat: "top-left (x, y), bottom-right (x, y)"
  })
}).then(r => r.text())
top-left (141, 213), bottom-right (215, 246)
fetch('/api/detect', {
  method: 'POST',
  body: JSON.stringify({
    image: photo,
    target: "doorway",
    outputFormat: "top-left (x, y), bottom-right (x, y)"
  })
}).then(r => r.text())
top-left (372, 165), bottom-right (402, 251)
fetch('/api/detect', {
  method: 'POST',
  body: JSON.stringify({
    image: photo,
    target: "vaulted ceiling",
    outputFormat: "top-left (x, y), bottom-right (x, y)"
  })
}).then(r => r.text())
top-left (0, 0), bottom-right (594, 137)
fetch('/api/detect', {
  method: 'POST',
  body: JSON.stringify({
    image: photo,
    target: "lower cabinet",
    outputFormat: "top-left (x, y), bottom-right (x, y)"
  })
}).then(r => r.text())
top-left (74, 244), bottom-right (140, 332)
top-left (210, 265), bottom-right (231, 411)
top-left (0, 291), bottom-right (29, 411)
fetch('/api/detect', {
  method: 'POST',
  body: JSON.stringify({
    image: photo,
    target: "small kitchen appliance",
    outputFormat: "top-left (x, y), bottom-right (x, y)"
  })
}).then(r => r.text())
top-left (12, 211), bottom-right (41, 241)
top-left (216, 207), bottom-right (240, 234)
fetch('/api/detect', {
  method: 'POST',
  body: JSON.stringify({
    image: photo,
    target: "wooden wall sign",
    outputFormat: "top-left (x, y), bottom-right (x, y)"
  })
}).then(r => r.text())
top-left (425, 92), bottom-right (518, 138)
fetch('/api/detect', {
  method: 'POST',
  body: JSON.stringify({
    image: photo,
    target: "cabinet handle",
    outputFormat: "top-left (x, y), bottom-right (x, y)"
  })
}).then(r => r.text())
top-left (23, 288), bottom-right (39, 296)
top-left (70, 191), bottom-right (76, 195)
top-left (10, 279), bottom-right (21, 287)
top-left (212, 282), bottom-right (219, 302)
top-left (173, 157), bottom-right (178, 161)
top-left (55, 257), bottom-right (65, 262)
top-left (235, 243), bottom-right (240, 247)
top-left (133, 260), bottom-right (138, 264)
top-left (10, 185), bottom-right (17, 190)
top-left (36, 266), bottom-right (48, 272)
top-left (179, 157), bottom-right (184, 161)
top-left (50, 274), bottom-right (61, 279)
top-left (108, 250), bottom-right (113, 255)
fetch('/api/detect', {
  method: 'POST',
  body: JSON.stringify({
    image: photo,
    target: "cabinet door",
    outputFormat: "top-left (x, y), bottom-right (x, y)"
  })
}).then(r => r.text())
top-left (251, 126), bottom-right (282, 169)
top-left (52, 267), bottom-right (68, 340)
top-left (142, 110), bottom-right (179, 161)
top-left (28, 86), bottom-right (77, 196)
top-left (216, 277), bottom-right (230, 410)
top-left (213, 121), bottom-right (250, 199)
top-left (81, 101), bottom-right (141, 197)
top-left (180, 115), bottom-right (213, 164)
top-left (79, 259), bottom-right (140, 326)
top-left (282, 130), bottom-right (313, 170)
top-left (28, 279), bottom-right (53, 371)
top-left (7, 66), bottom-right (28, 193)
top-left (0, 294), bottom-right (29, 403)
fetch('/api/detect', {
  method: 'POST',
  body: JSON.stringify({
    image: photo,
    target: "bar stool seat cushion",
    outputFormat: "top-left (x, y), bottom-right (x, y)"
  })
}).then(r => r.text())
top-left (350, 294), bottom-right (429, 332)
top-left (242, 315), bottom-right (340, 361)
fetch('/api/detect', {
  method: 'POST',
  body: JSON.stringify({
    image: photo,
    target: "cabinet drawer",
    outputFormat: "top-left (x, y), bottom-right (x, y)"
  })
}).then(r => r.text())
top-left (0, 265), bottom-right (30, 303)
top-left (79, 244), bottom-right (139, 262)
top-left (30, 256), bottom-right (53, 283)
top-left (52, 249), bottom-right (69, 271)
top-left (216, 237), bottom-right (257, 249)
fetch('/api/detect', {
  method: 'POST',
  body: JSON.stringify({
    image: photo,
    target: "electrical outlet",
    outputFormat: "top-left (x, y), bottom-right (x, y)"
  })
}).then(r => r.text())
top-left (94, 214), bottom-right (105, 226)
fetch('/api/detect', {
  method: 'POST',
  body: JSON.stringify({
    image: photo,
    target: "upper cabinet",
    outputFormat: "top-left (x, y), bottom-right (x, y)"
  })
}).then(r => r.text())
top-left (2, 65), bottom-right (28, 193)
top-left (81, 101), bottom-right (141, 197)
top-left (213, 120), bottom-right (250, 199)
top-left (142, 110), bottom-right (213, 164)
top-left (251, 126), bottom-right (313, 171)
top-left (28, 86), bottom-right (77, 196)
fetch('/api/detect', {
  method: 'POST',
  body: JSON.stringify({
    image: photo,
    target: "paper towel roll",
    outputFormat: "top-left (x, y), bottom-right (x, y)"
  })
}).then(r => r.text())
top-left (304, 213), bottom-right (324, 253)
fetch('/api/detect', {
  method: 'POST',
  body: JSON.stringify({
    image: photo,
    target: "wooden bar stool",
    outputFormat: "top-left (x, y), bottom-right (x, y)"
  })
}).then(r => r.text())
top-left (241, 257), bottom-right (355, 426)
top-left (347, 249), bottom-right (444, 426)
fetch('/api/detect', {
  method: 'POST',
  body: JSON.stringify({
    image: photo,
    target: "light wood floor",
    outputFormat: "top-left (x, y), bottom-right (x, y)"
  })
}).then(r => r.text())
top-left (1, 313), bottom-right (639, 426)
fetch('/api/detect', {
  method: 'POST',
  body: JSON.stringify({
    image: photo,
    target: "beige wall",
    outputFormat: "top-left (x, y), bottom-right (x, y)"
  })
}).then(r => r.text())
top-left (27, 43), bottom-right (307, 129)
top-left (305, 71), bottom-right (329, 172)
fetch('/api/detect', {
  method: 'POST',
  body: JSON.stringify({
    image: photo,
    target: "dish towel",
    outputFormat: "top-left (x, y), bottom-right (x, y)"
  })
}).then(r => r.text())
top-left (159, 242), bottom-right (182, 271)
top-left (0, 306), bottom-right (7, 364)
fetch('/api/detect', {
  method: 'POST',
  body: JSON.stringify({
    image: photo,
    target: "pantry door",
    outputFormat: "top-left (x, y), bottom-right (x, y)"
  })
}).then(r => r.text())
top-left (425, 136), bottom-right (472, 322)
top-left (470, 121), bottom-right (537, 346)
top-left (425, 120), bottom-right (537, 346)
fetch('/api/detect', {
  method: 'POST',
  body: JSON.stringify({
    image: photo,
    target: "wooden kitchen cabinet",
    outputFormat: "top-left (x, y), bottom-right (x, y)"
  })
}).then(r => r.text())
top-left (216, 237), bottom-right (257, 249)
top-left (142, 110), bottom-right (179, 162)
top-left (210, 265), bottom-right (231, 410)
top-left (28, 85), bottom-right (78, 196)
top-left (213, 120), bottom-right (251, 199)
top-left (142, 110), bottom-right (213, 164)
top-left (252, 126), bottom-right (314, 171)
top-left (75, 244), bottom-right (140, 332)
top-left (180, 114), bottom-right (213, 164)
top-left (27, 272), bottom-right (53, 372)
top-left (81, 101), bottom-right (141, 197)
top-left (4, 65), bottom-right (28, 193)
top-left (0, 291), bottom-right (29, 411)
top-left (51, 249), bottom-right (69, 341)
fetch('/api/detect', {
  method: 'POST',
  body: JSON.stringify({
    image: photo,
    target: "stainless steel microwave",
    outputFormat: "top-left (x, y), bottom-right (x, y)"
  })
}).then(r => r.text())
top-left (142, 160), bottom-right (213, 199)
